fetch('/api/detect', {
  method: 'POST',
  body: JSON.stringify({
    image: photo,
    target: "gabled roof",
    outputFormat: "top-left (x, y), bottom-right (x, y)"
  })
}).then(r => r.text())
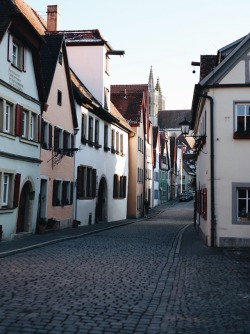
top-left (0, 0), bottom-right (45, 43)
top-left (56, 29), bottom-right (113, 50)
top-left (110, 103), bottom-right (133, 133)
top-left (111, 84), bottom-right (149, 111)
top-left (40, 34), bottom-right (64, 101)
top-left (40, 34), bottom-right (77, 128)
top-left (200, 33), bottom-right (250, 86)
top-left (111, 91), bottom-right (144, 127)
top-left (13, 0), bottom-right (46, 35)
top-left (158, 110), bottom-right (191, 130)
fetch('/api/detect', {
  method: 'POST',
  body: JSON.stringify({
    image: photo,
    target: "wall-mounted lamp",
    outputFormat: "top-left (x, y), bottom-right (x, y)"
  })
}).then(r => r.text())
top-left (179, 118), bottom-right (206, 140)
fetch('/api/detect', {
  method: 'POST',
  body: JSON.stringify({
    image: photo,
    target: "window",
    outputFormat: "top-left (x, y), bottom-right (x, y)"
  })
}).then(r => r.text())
top-left (22, 110), bottom-right (28, 138)
top-left (53, 179), bottom-right (73, 207)
top-left (41, 120), bottom-right (52, 150)
top-left (95, 120), bottom-right (99, 144)
top-left (29, 113), bottom-right (35, 140)
top-left (105, 55), bottom-right (110, 75)
top-left (104, 87), bottom-right (109, 109)
top-left (8, 35), bottom-right (26, 71)
top-left (88, 116), bottom-right (93, 143)
top-left (104, 124), bottom-right (109, 150)
top-left (120, 134), bottom-right (124, 155)
top-left (2, 174), bottom-right (9, 206)
top-left (5, 103), bottom-right (11, 133)
top-left (0, 101), bottom-right (14, 135)
top-left (77, 166), bottom-right (96, 199)
top-left (54, 127), bottom-right (63, 154)
top-left (111, 129), bottom-right (115, 153)
top-left (0, 171), bottom-right (18, 209)
top-left (52, 180), bottom-right (62, 206)
top-left (116, 132), bottom-right (119, 153)
top-left (234, 104), bottom-right (250, 138)
top-left (62, 181), bottom-right (73, 206)
top-left (63, 130), bottom-right (71, 156)
top-left (232, 183), bottom-right (250, 224)
top-left (81, 113), bottom-right (87, 143)
top-left (57, 90), bottom-right (62, 106)
top-left (113, 174), bottom-right (127, 199)
top-left (13, 105), bottom-right (38, 141)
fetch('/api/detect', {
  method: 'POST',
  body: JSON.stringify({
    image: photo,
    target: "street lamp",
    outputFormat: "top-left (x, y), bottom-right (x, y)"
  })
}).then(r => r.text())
top-left (179, 118), bottom-right (206, 140)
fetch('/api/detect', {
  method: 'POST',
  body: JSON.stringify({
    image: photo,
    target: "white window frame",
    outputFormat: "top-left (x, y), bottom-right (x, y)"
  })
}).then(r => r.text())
top-left (2, 174), bottom-right (10, 206)
top-left (4, 103), bottom-right (11, 133)
top-left (235, 103), bottom-right (250, 132)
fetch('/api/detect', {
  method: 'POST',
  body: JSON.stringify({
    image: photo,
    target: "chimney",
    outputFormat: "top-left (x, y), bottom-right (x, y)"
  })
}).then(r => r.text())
top-left (47, 5), bottom-right (60, 31)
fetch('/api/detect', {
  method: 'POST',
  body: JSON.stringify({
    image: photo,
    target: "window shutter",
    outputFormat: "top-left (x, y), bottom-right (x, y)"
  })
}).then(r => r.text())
top-left (8, 34), bottom-right (13, 62)
top-left (71, 134), bottom-right (74, 157)
top-left (123, 176), bottom-right (127, 198)
top-left (54, 126), bottom-right (59, 152)
top-left (70, 181), bottom-right (74, 205)
top-left (62, 181), bottom-right (67, 207)
top-left (15, 104), bottom-right (23, 137)
top-left (23, 47), bottom-right (27, 72)
top-left (77, 166), bottom-right (83, 199)
top-left (52, 180), bottom-right (58, 206)
top-left (63, 130), bottom-right (67, 153)
top-left (49, 124), bottom-right (52, 150)
top-left (113, 174), bottom-right (118, 199)
top-left (92, 169), bottom-right (96, 198)
top-left (39, 116), bottom-right (43, 144)
top-left (13, 173), bottom-right (21, 208)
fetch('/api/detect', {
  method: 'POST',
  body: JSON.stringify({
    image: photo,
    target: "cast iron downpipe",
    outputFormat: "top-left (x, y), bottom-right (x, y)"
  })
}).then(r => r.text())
top-left (199, 94), bottom-right (215, 247)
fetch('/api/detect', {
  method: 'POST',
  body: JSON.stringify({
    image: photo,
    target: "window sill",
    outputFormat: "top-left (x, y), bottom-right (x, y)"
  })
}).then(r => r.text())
top-left (94, 143), bottom-right (102, 149)
top-left (233, 131), bottom-right (250, 139)
top-left (0, 132), bottom-right (15, 140)
top-left (0, 208), bottom-right (14, 213)
top-left (20, 138), bottom-right (39, 147)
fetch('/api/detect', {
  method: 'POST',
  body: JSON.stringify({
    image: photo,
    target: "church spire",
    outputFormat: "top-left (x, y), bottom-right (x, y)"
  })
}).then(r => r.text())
top-left (155, 77), bottom-right (162, 94)
top-left (148, 66), bottom-right (154, 91)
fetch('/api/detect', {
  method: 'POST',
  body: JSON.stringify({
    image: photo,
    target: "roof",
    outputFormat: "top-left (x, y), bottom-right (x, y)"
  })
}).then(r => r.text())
top-left (158, 110), bottom-right (192, 130)
top-left (111, 91), bottom-right (144, 126)
top-left (0, 0), bottom-right (45, 43)
top-left (57, 29), bottom-right (113, 50)
top-left (110, 102), bottom-right (134, 133)
top-left (71, 70), bottom-right (132, 133)
top-left (40, 34), bottom-right (77, 128)
top-left (40, 34), bottom-right (64, 100)
top-left (13, 0), bottom-right (46, 35)
top-left (199, 33), bottom-right (250, 86)
top-left (111, 84), bottom-right (149, 112)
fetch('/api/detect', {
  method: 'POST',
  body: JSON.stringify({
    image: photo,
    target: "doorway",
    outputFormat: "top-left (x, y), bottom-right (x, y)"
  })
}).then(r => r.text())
top-left (96, 177), bottom-right (107, 223)
top-left (16, 181), bottom-right (33, 233)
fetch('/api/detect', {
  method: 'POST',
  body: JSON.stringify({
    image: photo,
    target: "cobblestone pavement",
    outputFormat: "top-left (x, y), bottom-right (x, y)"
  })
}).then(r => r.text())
top-left (0, 201), bottom-right (249, 334)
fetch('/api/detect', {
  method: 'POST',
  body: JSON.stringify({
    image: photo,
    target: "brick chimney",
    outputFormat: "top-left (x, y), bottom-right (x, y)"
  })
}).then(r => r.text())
top-left (47, 5), bottom-right (60, 31)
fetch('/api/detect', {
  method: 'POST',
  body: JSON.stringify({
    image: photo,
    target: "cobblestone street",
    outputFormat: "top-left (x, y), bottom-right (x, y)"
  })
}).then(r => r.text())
top-left (0, 201), bottom-right (249, 334)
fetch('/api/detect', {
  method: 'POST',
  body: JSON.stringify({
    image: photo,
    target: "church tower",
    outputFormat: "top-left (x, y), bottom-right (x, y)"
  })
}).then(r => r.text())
top-left (155, 77), bottom-right (166, 112)
top-left (148, 66), bottom-right (159, 126)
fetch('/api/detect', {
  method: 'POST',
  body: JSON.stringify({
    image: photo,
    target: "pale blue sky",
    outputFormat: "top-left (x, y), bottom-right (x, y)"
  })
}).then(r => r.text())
top-left (28, 0), bottom-right (250, 110)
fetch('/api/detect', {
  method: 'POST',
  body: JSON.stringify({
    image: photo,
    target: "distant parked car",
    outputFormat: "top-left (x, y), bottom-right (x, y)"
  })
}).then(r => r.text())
top-left (179, 193), bottom-right (190, 202)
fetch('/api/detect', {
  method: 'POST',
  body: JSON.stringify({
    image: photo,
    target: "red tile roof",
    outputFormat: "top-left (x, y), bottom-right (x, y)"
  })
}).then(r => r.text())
top-left (111, 92), bottom-right (144, 127)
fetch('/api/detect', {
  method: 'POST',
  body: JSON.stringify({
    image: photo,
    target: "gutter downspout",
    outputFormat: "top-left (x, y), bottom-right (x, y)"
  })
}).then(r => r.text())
top-left (199, 94), bottom-right (215, 247)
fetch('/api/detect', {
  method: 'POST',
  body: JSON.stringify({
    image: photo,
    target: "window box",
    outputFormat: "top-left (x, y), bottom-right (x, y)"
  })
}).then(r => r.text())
top-left (233, 131), bottom-right (250, 139)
